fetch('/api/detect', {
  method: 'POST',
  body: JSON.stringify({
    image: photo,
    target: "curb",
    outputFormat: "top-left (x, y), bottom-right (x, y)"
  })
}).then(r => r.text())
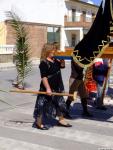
top-left (0, 61), bottom-right (40, 70)
top-left (0, 60), bottom-right (71, 70)
top-left (0, 63), bottom-right (15, 70)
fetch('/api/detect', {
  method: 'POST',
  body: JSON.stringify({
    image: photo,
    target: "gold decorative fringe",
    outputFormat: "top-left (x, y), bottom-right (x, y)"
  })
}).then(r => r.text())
top-left (72, 40), bottom-right (110, 68)
top-left (110, 0), bottom-right (113, 20)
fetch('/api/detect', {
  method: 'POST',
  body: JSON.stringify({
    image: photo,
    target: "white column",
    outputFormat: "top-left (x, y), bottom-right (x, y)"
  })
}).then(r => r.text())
top-left (60, 26), bottom-right (65, 51)
top-left (68, 10), bottom-right (72, 22)
top-left (79, 28), bottom-right (84, 41)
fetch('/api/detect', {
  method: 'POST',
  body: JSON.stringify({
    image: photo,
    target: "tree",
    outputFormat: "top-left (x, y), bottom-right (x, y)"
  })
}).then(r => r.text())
top-left (6, 11), bottom-right (32, 89)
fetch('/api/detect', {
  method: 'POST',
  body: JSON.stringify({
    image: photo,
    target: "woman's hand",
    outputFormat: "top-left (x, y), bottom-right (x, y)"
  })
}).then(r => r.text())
top-left (60, 59), bottom-right (65, 68)
top-left (46, 88), bottom-right (52, 95)
top-left (42, 77), bottom-right (52, 95)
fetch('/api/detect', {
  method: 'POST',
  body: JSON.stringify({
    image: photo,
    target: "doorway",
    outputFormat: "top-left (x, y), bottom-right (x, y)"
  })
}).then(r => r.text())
top-left (71, 34), bottom-right (76, 47)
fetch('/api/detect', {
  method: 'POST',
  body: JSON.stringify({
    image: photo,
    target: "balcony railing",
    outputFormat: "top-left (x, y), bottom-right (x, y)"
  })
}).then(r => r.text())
top-left (0, 45), bottom-right (15, 54)
top-left (65, 15), bottom-right (93, 22)
top-left (64, 15), bottom-right (93, 28)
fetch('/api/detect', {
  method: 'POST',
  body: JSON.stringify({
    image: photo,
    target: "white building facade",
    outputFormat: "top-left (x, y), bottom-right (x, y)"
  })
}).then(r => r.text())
top-left (64, 0), bottom-right (98, 49)
top-left (0, 0), bottom-right (98, 61)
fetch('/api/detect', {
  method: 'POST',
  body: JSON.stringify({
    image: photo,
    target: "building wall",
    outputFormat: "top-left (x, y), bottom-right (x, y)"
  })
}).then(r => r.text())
top-left (0, 54), bottom-right (13, 63)
top-left (0, 0), bottom-right (65, 60)
top-left (0, 0), bottom-right (65, 26)
top-left (65, 29), bottom-right (82, 47)
top-left (64, 0), bottom-right (98, 48)
top-left (0, 22), bottom-right (6, 45)
top-left (6, 21), bottom-right (47, 58)
top-left (64, 1), bottom-right (98, 28)
top-left (0, 0), bottom-right (65, 59)
top-left (0, 0), bottom-right (99, 61)
top-left (65, 0), bottom-right (98, 14)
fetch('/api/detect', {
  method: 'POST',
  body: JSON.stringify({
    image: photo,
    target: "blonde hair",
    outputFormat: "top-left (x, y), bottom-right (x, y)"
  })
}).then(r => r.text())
top-left (40, 43), bottom-right (59, 60)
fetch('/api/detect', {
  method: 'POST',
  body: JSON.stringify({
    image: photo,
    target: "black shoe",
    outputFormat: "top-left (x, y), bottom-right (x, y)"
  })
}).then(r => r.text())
top-left (64, 113), bottom-right (73, 119)
top-left (32, 122), bottom-right (37, 128)
top-left (57, 122), bottom-right (72, 127)
top-left (66, 100), bottom-right (71, 110)
top-left (94, 100), bottom-right (97, 106)
top-left (82, 111), bottom-right (93, 117)
top-left (32, 122), bottom-right (49, 130)
top-left (37, 125), bottom-right (49, 130)
top-left (96, 106), bottom-right (107, 111)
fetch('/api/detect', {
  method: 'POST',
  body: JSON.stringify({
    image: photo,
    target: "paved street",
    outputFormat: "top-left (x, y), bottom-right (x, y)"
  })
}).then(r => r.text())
top-left (0, 62), bottom-right (113, 150)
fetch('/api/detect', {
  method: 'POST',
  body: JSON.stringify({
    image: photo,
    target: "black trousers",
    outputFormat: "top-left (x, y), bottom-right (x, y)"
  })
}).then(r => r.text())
top-left (66, 77), bottom-right (88, 113)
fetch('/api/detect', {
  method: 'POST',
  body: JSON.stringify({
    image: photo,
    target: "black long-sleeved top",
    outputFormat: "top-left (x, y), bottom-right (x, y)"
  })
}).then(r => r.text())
top-left (39, 59), bottom-right (64, 92)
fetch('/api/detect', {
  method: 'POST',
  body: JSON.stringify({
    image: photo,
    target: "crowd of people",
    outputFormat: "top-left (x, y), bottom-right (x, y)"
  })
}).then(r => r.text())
top-left (33, 45), bottom-right (110, 130)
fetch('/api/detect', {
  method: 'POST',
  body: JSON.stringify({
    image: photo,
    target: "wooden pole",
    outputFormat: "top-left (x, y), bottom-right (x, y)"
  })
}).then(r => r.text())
top-left (10, 89), bottom-right (77, 100)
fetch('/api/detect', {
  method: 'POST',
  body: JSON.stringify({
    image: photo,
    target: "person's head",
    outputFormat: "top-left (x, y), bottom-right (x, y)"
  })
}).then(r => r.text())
top-left (46, 50), bottom-right (55, 59)
top-left (94, 58), bottom-right (103, 66)
top-left (41, 49), bottom-right (55, 60)
top-left (40, 43), bottom-right (59, 60)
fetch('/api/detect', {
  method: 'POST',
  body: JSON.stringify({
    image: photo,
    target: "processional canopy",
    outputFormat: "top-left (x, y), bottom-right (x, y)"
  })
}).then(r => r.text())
top-left (73, 0), bottom-right (113, 68)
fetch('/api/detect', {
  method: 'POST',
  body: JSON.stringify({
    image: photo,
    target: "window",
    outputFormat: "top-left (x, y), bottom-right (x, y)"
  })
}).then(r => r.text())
top-left (72, 9), bottom-right (76, 22)
top-left (83, 28), bottom-right (89, 36)
top-left (75, 11), bottom-right (81, 22)
top-left (86, 16), bottom-right (92, 22)
top-left (86, 13), bottom-right (92, 22)
top-left (71, 34), bottom-right (76, 47)
top-left (75, 15), bottom-right (81, 22)
top-left (47, 27), bottom-right (60, 43)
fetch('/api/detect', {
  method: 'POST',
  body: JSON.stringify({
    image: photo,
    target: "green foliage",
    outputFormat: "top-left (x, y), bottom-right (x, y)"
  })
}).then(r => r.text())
top-left (6, 11), bottom-right (32, 88)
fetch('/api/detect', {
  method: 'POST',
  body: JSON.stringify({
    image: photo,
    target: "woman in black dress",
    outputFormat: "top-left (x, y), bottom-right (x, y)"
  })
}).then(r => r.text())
top-left (33, 49), bottom-right (72, 130)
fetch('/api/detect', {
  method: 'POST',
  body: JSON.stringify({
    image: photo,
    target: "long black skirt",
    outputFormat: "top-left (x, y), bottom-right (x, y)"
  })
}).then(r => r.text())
top-left (33, 94), bottom-right (67, 119)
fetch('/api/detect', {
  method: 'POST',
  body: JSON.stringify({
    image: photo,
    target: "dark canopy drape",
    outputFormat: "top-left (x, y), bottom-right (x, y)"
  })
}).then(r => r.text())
top-left (73, 0), bottom-right (113, 68)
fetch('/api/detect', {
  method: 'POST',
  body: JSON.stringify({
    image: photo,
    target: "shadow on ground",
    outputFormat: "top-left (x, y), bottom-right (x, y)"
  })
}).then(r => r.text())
top-left (106, 87), bottom-right (113, 99)
top-left (71, 102), bottom-right (113, 124)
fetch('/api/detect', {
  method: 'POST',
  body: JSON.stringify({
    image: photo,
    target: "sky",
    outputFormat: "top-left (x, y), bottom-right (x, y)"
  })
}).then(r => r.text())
top-left (82, 0), bottom-right (102, 6)
top-left (92, 0), bottom-right (102, 5)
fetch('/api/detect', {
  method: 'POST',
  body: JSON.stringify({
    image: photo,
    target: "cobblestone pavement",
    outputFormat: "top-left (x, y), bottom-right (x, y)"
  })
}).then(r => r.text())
top-left (0, 63), bottom-right (113, 150)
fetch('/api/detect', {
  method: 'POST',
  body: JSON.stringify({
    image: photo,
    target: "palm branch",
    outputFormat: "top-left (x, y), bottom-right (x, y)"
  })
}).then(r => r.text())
top-left (6, 11), bottom-right (32, 89)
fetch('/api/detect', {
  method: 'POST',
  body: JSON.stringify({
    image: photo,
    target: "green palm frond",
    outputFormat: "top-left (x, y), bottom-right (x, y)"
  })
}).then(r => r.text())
top-left (6, 11), bottom-right (32, 88)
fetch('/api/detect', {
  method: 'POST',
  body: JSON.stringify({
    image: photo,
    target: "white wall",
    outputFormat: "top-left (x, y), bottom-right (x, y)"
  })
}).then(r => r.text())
top-left (0, 0), bottom-right (65, 26)
top-left (65, 28), bottom-right (83, 47)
